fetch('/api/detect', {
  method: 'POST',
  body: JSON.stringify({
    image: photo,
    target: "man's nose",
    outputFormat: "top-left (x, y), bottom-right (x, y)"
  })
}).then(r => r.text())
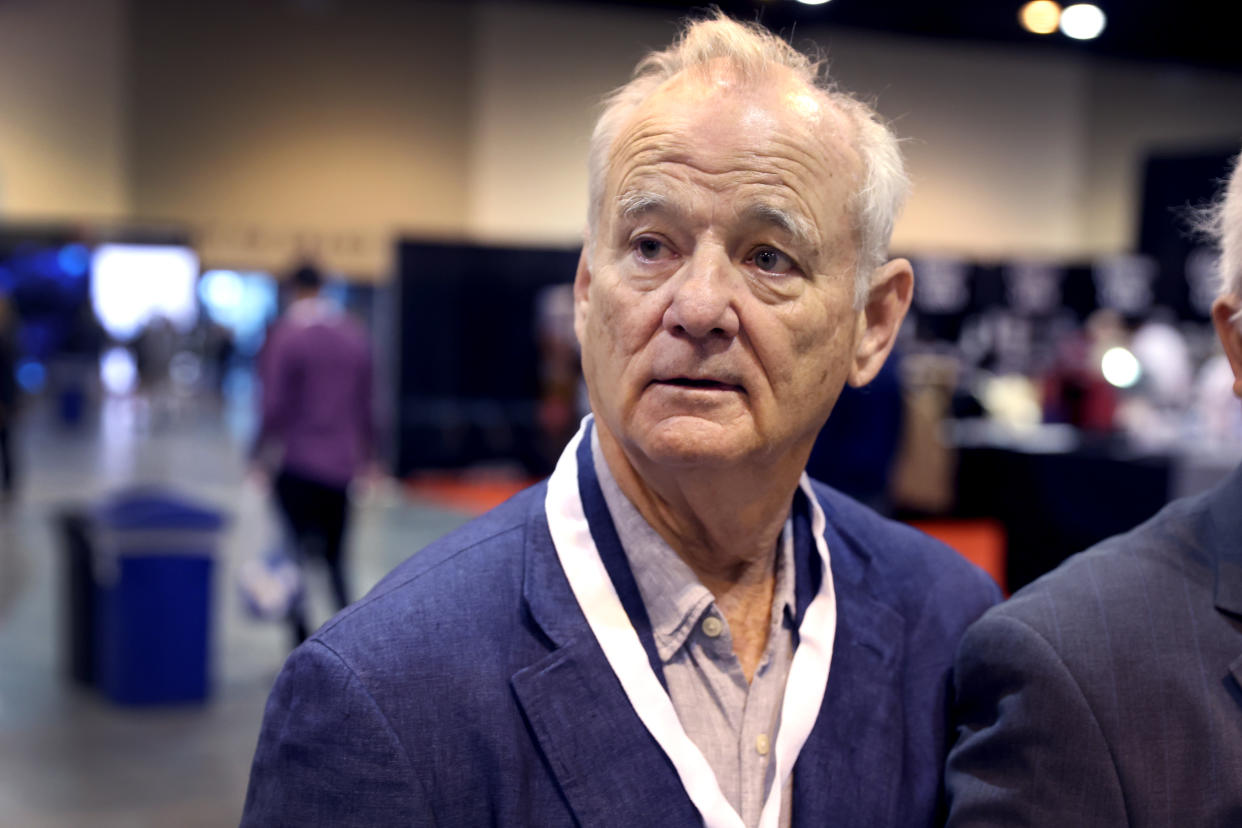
top-left (661, 248), bottom-right (740, 340)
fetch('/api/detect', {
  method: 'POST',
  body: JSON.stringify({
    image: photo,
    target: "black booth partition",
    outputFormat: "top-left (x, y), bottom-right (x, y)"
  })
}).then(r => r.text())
top-left (395, 240), bottom-right (580, 478)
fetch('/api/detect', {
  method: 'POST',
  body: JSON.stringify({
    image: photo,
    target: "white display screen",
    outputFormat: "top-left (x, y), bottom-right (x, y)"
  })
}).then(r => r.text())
top-left (90, 243), bottom-right (200, 340)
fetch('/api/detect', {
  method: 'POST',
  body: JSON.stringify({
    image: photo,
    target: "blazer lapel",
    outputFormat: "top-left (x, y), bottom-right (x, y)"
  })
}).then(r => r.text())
top-left (791, 581), bottom-right (905, 828)
top-left (791, 492), bottom-right (905, 828)
top-left (510, 499), bottom-right (701, 828)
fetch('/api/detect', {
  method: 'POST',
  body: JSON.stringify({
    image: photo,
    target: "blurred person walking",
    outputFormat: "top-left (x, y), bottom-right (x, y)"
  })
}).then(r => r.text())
top-left (134, 314), bottom-right (179, 426)
top-left (251, 264), bottom-right (375, 645)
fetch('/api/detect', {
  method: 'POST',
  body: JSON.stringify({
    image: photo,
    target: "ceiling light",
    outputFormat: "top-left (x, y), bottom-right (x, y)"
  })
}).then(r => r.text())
top-left (1060, 4), bottom-right (1106, 40)
top-left (1019, 0), bottom-right (1061, 35)
top-left (795, 0), bottom-right (832, 5)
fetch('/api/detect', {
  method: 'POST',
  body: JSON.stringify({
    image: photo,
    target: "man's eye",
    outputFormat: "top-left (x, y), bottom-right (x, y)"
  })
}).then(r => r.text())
top-left (635, 238), bottom-right (672, 261)
top-left (750, 247), bottom-right (795, 275)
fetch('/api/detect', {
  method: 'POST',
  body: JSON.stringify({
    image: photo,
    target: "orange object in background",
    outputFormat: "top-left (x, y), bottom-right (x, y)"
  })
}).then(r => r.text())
top-left (405, 473), bottom-right (536, 516)
top-left (909, 519), bottom-right (1008, 595)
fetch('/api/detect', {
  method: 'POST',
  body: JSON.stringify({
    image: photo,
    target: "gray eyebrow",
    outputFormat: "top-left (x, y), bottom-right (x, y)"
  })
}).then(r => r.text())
top-left (742, 203), bottom-right (818, 252)
top-left (616, 190), bottom-right (671, 220)
top-left (614, 191), bottom-right (818, 252)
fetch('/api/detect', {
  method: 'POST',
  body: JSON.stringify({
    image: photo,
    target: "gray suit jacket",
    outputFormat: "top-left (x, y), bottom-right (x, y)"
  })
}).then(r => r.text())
top-left (946, 462), bottom-right (1242, 826)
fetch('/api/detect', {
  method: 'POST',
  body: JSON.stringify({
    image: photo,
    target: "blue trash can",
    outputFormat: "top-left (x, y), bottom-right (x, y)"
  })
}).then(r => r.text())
top-left (91, 488), bottom-right (226, 705)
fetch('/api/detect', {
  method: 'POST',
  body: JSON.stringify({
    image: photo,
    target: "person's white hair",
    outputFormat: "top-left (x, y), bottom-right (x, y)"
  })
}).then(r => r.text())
top-left (1207, 152), bottom-right (1242, 310)
top-left (585, 12), bottom-right (909, 307)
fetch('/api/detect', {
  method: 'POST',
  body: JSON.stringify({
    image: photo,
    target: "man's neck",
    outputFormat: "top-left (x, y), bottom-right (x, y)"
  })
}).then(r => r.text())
top-left (596, 424), bottom-right (804, 680)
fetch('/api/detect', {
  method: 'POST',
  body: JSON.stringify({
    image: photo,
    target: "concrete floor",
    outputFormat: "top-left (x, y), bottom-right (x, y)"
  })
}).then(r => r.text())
top-left (0, 393), bottom-right (472, 827)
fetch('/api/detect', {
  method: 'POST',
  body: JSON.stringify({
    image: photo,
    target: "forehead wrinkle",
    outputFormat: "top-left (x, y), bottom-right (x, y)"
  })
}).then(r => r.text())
top-left (607, 117), bottom-right (689, 181)
top-left (617, 147), bottom-right (829, 204)
top-left (617, 145), bottom-right (747, 187)
top-left (604, 86), bottom-right (862, 264)
top-left (613, 163), bottom-right (832, 257)
top-left (762, 130), bottom-right (859, 201)
top-left (761, 128), bottom-right (863, 256)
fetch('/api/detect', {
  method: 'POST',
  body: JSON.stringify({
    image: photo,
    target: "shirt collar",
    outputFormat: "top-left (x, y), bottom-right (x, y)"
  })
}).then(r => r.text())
top-left (590, 429), bottom-right (797, 663)
top-left (286, 296), bottom-right (339, 325)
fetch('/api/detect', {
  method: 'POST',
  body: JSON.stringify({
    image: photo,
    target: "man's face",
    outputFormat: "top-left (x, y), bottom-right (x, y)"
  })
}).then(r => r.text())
top-left (575, 70), bottom-right (881, 474)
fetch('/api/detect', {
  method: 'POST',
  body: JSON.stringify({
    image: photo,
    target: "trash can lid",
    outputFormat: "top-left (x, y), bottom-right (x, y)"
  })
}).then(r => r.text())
top-left (94, 487), bottom-right (227, 532)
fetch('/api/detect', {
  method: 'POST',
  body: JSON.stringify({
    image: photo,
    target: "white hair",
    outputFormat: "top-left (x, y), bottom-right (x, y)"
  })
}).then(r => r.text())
top-left (1205, 152), bottom-right (1242, 305)
top-left (586, 12), bottom-right (909, 306)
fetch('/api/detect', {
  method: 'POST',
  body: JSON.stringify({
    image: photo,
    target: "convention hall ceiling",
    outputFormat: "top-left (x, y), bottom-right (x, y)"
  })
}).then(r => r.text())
top-left (559, 0), bottom-right (1240, 74)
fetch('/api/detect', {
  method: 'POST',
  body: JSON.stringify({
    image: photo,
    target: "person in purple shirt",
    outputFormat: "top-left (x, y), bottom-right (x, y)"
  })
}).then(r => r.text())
top-left (253, 263), bottom-right (374, 644)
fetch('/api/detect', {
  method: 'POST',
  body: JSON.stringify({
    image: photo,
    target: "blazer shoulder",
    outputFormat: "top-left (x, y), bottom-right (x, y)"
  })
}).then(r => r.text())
top-left (311, 482), bottom-right (548, 650)
top-left (809, 479), bottom-right (1003, 623)
top-left (809, 479), bottom-right (1003, 595)
top-left (987, 486), bottom-right (1216, 638)
top-left (385, 481), bottom-right (546, 583)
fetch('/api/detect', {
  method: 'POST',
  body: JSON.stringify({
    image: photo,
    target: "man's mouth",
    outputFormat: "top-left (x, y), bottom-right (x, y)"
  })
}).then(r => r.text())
top-left (655, 377), bottom-right (745, 393)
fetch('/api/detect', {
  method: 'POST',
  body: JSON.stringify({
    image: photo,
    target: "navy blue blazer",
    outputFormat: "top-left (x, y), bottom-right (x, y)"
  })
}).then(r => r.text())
top-left (243, 461), bottom-right (999, 827)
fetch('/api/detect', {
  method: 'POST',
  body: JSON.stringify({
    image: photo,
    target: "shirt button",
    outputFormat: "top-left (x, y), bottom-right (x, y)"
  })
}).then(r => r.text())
top-left (701, 615), bottom-right (724, 638)
top-left (756, 734), bottom-right (770, 756)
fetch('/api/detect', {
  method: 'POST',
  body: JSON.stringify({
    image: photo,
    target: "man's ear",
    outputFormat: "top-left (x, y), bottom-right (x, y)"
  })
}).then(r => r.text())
top-left (1211, 294), bottom-right (1242, 398)
top-left (848, 257), bottom-right (914, 388)
top-left (573, 246), bottom-right (593, 346)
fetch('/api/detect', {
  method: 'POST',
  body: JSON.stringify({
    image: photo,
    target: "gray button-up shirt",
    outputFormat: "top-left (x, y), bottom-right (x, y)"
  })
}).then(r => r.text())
top-left (593, 432), bottom-right (796, 828)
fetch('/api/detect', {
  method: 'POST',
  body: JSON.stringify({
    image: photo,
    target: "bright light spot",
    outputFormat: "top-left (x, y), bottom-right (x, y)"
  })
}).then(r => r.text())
top-left (786, 90), bottom-right (822, 119)
top-left (795, 0), bottom-right (831, 5)
top-left (198, 270), bottom-right (279, 357)
top-left (1060, 4), bottom-right (1106, 39)
top-left (100, 347), bottom-right (138, 395)
top-left (90, 244), bottom-right (200, 340)
top-left (1019, 0), bottom-right (1061, 34)
top-left (16, 361), bottom-right (45, 393)
top-left (201, 269), bottom-right (244, 311)
top-left (1101, 346), bottom-right (1141, 388)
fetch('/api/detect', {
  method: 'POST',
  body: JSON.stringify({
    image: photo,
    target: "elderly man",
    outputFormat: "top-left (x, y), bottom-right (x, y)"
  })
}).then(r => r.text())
top-left (946, 153), bottom-right (1242, 825)
top-left (243, 14), bottom-right (999, 828)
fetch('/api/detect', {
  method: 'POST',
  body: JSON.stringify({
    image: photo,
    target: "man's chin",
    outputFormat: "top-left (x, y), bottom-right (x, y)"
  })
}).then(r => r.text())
top-left (629, 417), bottom-right (758, 468)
